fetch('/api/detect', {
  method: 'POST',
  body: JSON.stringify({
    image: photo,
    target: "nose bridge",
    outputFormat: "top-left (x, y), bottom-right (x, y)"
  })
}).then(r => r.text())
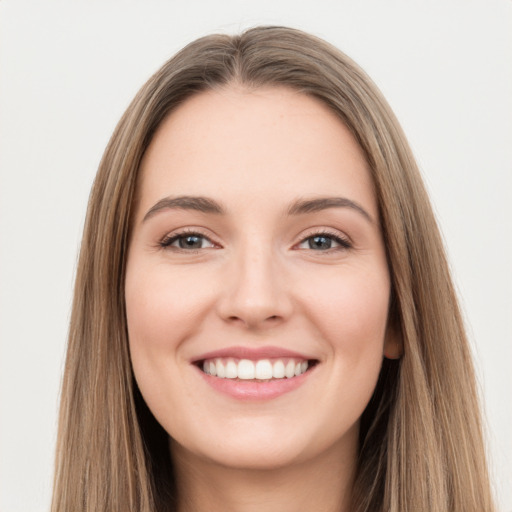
top-left (218, 237), bottom-right (291, 327)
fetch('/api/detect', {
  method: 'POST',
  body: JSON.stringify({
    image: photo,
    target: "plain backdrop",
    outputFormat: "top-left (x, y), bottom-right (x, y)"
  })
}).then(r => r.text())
top-left (1, 1), bottom-right (511, 511)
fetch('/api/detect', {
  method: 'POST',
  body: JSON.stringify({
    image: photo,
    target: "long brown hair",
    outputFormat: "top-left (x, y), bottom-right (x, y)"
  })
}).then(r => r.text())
top-left (52, 26), bottom-right (495, 511)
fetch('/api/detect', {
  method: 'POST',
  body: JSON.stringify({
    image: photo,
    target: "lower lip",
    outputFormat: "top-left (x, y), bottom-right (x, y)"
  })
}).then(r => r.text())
top-left (195, 366), bottom-right (314, 400)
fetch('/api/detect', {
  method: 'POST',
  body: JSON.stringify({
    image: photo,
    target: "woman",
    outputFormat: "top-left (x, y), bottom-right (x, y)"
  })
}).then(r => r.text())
top-left (51, 26), bottom-right (495, 511)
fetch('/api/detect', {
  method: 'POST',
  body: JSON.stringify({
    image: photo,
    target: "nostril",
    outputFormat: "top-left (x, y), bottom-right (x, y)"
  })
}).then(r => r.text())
top-left (226, 314), bottom-right (281, 324)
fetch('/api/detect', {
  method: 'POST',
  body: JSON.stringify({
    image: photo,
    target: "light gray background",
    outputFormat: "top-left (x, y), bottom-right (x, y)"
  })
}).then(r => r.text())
top-left (1, 1), bottom-right (511, 511)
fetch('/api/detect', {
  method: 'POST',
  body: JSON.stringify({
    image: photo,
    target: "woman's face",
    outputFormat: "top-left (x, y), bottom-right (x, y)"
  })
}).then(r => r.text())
top-left (125, 86), bottom-right (397, 470)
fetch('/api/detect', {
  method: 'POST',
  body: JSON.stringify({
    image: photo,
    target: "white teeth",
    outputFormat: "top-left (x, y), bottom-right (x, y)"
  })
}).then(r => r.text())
top-left (202, 357), bottom-right (311, 380)
top-left (225, 360), bottom-right (237, 379)
top-left (272, 360), bottom-right (285, 378)
top-left (238, 359), bottom-right (255, 380)
top-left (216, 360), bottom-right (226, 378)
top-left (255, 359), bottom-right (273, 380)
top-left (285, 360), bottom-right (296, 378)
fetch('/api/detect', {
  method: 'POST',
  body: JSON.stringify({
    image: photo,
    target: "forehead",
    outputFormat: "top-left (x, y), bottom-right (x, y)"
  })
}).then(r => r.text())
top-left (137, 86), bottom-right (376, 219)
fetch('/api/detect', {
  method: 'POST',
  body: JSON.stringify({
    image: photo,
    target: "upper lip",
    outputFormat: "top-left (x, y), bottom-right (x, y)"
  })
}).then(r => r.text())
top-left (192, 346), bottom-right (317, 363)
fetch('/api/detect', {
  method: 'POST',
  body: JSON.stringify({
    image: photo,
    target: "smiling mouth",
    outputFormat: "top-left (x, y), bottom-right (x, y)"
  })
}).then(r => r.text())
top-left (197, 357), bottom-right (318, 381)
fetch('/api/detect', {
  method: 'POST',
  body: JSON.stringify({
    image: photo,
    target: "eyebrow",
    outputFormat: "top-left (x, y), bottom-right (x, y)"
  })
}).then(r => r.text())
top-left (287, 197), bottom-right (374, 223)
top-left (143, 195), bottom-right (373, 224)
top-left (143, 195), bottom-right (225, 222)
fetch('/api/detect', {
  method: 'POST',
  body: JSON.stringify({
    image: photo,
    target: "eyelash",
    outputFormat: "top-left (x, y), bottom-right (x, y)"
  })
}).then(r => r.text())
top-left (296, 230), bottom-right (352, 252)
top-left (159, 228), bottom-right (216, 251)
top-left (158, 229), bottom-right (352, 252)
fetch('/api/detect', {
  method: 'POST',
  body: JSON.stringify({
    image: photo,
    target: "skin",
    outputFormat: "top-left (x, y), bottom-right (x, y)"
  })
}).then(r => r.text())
top-left (125, 86), bottom-right (400, 512)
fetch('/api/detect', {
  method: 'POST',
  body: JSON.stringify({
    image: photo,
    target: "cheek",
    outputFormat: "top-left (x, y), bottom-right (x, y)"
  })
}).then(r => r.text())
top-left (124, 263), bottom-right (212, 434)
top-left (124, 262), bottom-right (211, 416)
top-left (298, 262), bottom-right (390, 415)
top-left (301, 264), bottom-right (390, 354)
top-left (125, 263), bottom-right (213, 355)
top-left (276, 263), bottom-right (391, 451)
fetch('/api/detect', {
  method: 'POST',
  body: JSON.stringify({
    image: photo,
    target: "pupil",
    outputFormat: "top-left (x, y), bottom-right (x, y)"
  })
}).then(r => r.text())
top-left (310, 236), bottom-right (331, 250)
top-left (180, 235), bottom-right (202, 249)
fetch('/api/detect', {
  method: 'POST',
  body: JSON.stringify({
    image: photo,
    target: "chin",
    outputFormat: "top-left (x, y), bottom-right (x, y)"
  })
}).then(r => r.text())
top-left (170, 416), bottom-right (358, 472)
top-left (186, 441), bottom-right (309, 471)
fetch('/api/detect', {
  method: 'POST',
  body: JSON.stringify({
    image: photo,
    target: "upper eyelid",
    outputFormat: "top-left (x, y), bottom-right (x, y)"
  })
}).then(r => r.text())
top-left (161, 227), bottom-right (216, 239)
top-left (299, 228), bottom-right (347, 239)
top-left (160, 228), bottom-right (220, 247)
top-left (296, 227), bottom-right (351, 244)
top-left (295, 234), bottom-right (351, 252)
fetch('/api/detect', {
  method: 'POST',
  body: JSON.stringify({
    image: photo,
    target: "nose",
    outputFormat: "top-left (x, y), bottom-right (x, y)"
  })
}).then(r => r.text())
top-left (216, 244), bottom-right (293, 330)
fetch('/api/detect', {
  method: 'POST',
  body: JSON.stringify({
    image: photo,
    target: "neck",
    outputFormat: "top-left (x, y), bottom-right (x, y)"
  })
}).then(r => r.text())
top-left (170, 437), bottom-right (357, 512)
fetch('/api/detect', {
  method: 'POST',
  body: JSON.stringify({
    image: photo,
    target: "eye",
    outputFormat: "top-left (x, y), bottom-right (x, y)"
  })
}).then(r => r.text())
top-left (160, 232), bottom-right (216, 250)
top-left (297, 232), bottom-right (351, 251)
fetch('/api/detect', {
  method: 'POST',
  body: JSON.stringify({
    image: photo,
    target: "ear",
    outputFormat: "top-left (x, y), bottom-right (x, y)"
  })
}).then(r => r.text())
top-left (383, 318), bottom-right (403, 360)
